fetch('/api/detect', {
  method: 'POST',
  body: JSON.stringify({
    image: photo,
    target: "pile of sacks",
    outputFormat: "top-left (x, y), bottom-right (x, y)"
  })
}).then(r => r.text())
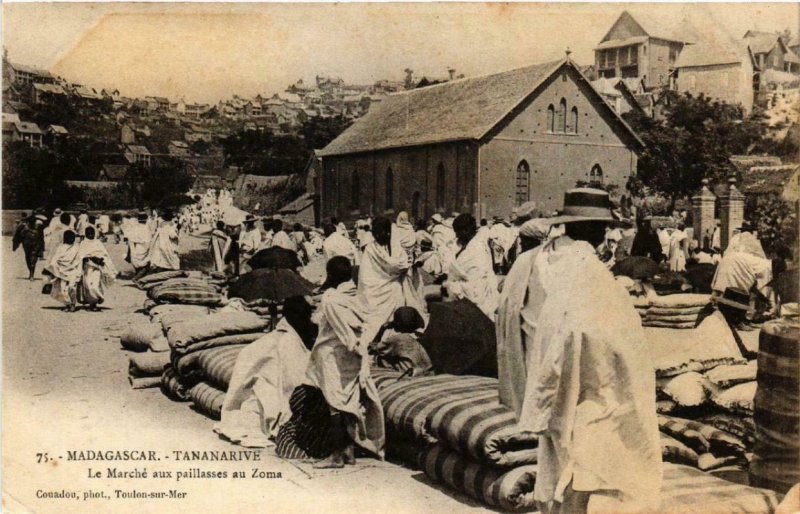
top-left (634, 293), bottom-right (711, 329)
top-left (160, 311), bottom-right (270, 419)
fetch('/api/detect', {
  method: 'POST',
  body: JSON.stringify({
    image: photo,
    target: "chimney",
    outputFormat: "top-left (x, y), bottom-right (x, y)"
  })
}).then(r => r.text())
top-left (447, 68), bottom-right (456, 81)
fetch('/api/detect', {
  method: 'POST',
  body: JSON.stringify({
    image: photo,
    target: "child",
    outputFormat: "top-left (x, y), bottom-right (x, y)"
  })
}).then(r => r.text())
top-left (370, 306), bottom-right (432, 377)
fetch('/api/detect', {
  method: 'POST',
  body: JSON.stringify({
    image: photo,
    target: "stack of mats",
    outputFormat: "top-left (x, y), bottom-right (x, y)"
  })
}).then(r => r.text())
top-left (161, 311), bottom-right (269, 419)
top-left (636, 293), bottom-right (711, 329)
top-left (369, 368), bottom-right (780, 512)
top-left (147, 277), bottom-right (225, 306)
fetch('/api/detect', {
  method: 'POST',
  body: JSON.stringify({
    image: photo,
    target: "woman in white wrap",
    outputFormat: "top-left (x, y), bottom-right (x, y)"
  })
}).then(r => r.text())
top-left (78, 226), bottom-right (117, 310)
top-left (215, 296), bottom-right (317, 448)
top-left (209, 221), bottom-right (230, 273)
top-left (305, 257), bottom-right (385, 468)
top-left (358, 217), bottom-right (411, 343)
top-left (391, 212), bottom-right (427, 322)
top-left (45, 230), bottom-right (82, 312)
top-left (445, 214), bottom-right (499, 319)
top-left (148, 212), bottom-right (180, 271)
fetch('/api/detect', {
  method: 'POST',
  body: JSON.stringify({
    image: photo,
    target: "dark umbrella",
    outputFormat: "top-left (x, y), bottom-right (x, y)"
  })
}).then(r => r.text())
top-left (419, 299), bottom-right (497, 378)
top-left (611, 256), bottom-right (660, 280)
top-left (228, 268), bottom-right (315, 328)
top-left (248, 246), bottom-right (302, 270)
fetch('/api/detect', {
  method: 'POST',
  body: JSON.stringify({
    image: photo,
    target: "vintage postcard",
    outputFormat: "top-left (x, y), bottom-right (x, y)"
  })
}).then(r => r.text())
top-left (3, 2), bottom-right (799, 513)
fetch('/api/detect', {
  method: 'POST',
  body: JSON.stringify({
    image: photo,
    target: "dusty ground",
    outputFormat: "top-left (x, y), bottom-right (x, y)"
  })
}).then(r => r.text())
top-left (2, 233), bottom-right (492, 514)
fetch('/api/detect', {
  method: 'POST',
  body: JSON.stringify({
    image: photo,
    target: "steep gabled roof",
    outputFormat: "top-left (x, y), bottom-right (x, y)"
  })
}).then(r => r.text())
top-left (599, 10), bottom-right (697, 45)
top-left (319, 59), bottom-right (641, 157)
top-left (676, 19), bottom-right (752, 68)
top-left (744, 31), bottom-right (783, 55)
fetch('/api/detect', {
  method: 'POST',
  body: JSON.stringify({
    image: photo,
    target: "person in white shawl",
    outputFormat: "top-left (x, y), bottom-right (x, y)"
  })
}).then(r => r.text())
top-left (215, 296), bottom-right (317, 448)
top-left (148, 212), bottom-right (180, 271)
top-left (445, 214), bottom-right (499, 319)
top-left (496, 189), bottom-right (661, 514)
top-left (239, 215), bottom-right (262, 257)
top-left (78, 226), bottom-right (117, 310)
top-left (725, 222), bottom-right (766, 258)
top-left (391, 211), bottom-right (427, 322)
top-left (270, 219), bottom-right (297, 252)
top-left (427, 213), bottom-right (456, 276)
top-left (209, 221), bottom-right (230, 274)
top-left (126, 212), bottom-right (152, 275)
top-left (305, 257), bottom-right (385, 468)
top-left (44, 212), bottom-right (72, 263)
top-left (322, 223), bottom-right (359, 266)
top-left (358, 217), bottom-right (412, 343)
top-left (44, 230), bottom-right (82, 312)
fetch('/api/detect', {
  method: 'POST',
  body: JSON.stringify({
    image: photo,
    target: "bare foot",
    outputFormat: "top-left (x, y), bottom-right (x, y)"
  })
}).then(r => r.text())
top-left (313, 452), bottom-right (345, 469)
top-left (343, 444), bottom-right (356, 465)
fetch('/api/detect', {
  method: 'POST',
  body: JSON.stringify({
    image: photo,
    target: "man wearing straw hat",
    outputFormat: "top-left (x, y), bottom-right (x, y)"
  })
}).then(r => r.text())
top-left (497, 188), bottom-right (661, 514)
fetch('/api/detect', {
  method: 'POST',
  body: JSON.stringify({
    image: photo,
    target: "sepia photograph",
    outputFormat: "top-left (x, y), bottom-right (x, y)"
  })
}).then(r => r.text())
top-left (2, 2), bottom-right (799, 513)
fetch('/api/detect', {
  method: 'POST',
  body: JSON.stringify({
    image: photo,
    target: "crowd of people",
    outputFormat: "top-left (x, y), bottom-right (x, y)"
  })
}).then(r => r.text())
top-left (12, 184), bottom-right (796, 513)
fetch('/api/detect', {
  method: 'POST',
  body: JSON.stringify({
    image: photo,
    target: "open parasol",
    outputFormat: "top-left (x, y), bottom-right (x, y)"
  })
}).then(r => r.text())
top-left (248, 246), bottom-right (302, 270)
top-left (611, 256), bottom-right (660, 280)
top-left (228, 268), bottom-right (315, 328)
top-left (419, 299), bottom-right (497, 377)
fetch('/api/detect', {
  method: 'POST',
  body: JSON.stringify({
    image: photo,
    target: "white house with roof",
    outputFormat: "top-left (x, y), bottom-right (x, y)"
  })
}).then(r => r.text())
top-left (12, 121), bottom-right (44, 147)
top-left (595, 10), bottom-right (697, 90)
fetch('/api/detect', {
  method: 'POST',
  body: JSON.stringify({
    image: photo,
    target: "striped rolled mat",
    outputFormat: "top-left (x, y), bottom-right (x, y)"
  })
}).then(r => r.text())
top-left (195, 344), bottom-right (246, 391)
top-left (419, 444), bottom-right (537, 512)
top-left (161, 365), bottom-right (190, 401)
top-left (371, 369), bottom-right (537, 468)
top-left (660, 463), bottom-right (780, 514)
top-left (187, 381), bottom-right (225, 420)
top-left (750, 318), bottom-right (800, 494)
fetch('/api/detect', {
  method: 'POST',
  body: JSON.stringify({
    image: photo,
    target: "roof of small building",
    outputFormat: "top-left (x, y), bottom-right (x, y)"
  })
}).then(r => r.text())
top-left (48, 125), bottom-right (69, 134)
top-left (740, 164), bottom-right (799, 196)
top-left (676, 20), bottom-right (751, 68)
top-left (784, 51), bottom-right (800, 64)
top-left (101, 164), bottom-right (129, 180)
top-left (744, 31), bottom-right (782, 55)
top-left (126, 145), bottom-right (151, 155)
top-left (32, 83), bottom-right (67, 95)
top-left (319, 59), bottom-right (642, 157)
top-left (600, 10), bottom-right (697, 45)
top-left (595, 35), bottom-right (649, 51)
top-left (277, 193), bottom-right (315, 214)
top-left (15, 121), bottom-right (42, 135)
top-left (10, 62), bottom-right (53, 78)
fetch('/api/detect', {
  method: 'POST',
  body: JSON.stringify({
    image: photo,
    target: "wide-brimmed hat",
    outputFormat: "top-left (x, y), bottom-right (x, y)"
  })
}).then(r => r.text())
top-left (546, 188), bottom-right (616, 225)
top-left (431, 213), bottom-right (444, 224)
top-left (136, 211), bottom-right (149, 222)
top-left (243, 214), bottom-right (257, 225)
top-left (715, 287), bottom-right (750, 311)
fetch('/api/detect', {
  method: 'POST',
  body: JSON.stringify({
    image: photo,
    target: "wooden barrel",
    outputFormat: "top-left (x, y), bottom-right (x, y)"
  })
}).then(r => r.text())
top-left (749, 319), bottom-right (800, 494)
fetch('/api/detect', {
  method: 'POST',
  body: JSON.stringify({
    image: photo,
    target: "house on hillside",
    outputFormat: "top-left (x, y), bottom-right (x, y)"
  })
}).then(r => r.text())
top-left (317, 58), bottom-right (643, 222)
top-left (595, 10), bottom-right (696, 90)
top-left (675, 28), bottom-right (757, 113)
top-left (8, 63), bottom-right (55, 86)
top-left (32, 83), bottom-right (67, 104)
top-left (743, 31), bottom-right (800, 74)
top-left (12, 121), bottom-right (44, 147)
top-left (123, 145), bottom-right (152, 166)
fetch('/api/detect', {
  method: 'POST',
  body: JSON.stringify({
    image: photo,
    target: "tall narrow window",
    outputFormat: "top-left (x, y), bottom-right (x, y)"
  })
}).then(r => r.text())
top-left (515, 160), bottom-right (530, 206)
top-left (547, 104), bottom-right (555, 132)
top-left (411, 191), bottom-right (420, 220)
top-left (436, 163), bottom-right (446, 209)
top-left (350, 171), bottom-right (359, 210)
top-left (590, 164), bottom-right (604, 183)
top-left (558, 98), bottom-right (567, 133)
top-left (385, 167), bottom-right (394, 210)
top-left (571, 106), bottom-right (579, 134)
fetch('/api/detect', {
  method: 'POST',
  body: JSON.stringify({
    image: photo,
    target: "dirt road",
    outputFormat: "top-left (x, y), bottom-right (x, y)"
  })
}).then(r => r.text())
top-left (2, 234), bottom-right (490, 514)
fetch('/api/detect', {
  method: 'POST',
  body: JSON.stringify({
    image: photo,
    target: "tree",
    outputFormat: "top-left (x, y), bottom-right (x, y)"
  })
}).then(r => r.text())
top-left (2, 142), bottom-right (71, 209)
top-left (125, 158), bottom-right (194, 208)
top-left (623, 92), bottom-right (767, 209)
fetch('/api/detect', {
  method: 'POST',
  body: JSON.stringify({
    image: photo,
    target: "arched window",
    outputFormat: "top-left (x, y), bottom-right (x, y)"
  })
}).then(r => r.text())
top-left (558, 98), bottom-right (567, 133)
top-left (547, 104), bottom-right (555, 132)
top-left (590, 164), bottom-right (603, 183)
top-left (350, 171), bottom-right (359, 210)
top-left (436, 163), bottom-right (446, 209)
top-left (571, 106), bottom-right (578, 133)
top-left (515, 160), bottom-right (530, 206)
top-left (385, 167), bottom-right (394, 210)
top-left (411, 191), bottom-right (420, 220)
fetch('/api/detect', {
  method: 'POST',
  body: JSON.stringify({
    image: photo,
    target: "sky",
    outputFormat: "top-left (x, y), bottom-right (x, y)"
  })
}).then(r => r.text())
top-left (4, 2), bottom-right (800, 103)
